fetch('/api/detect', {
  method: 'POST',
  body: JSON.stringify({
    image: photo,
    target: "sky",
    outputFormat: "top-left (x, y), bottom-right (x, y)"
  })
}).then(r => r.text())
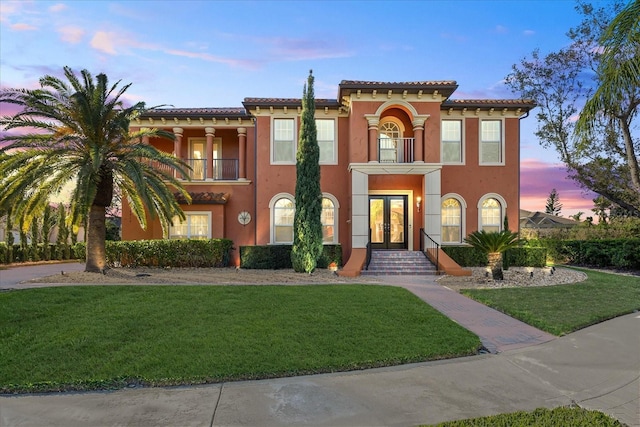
top-left (0, 0), bottom-right (610, 219)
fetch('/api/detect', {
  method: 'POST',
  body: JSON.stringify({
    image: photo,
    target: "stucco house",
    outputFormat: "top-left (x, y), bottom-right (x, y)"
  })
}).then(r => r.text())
top-left (122, 80), bottom-right (535, 275)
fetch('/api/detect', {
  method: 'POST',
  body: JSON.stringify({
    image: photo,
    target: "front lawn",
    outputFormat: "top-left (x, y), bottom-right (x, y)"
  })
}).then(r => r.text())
top-left (462, 269), bottom-right (640, 335)
top-left (0, 285), bottom-right (480, 393)
top-left (425, 406), bottom-right (623, 426)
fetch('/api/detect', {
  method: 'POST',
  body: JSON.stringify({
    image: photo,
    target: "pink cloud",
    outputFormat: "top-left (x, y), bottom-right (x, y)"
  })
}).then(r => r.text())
top-left (10, 22), bottom-right (37, 31)
top-left (49, 4), bottom-right (67, 13)
top-left (520, 158), bottom-right (596, 217)
top-left (58, 26), bottom-right (85, 44)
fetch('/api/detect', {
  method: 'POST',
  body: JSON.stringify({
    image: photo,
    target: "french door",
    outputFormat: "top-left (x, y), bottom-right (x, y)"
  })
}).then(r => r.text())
top-left (369, 195), bottom-right (408, 249)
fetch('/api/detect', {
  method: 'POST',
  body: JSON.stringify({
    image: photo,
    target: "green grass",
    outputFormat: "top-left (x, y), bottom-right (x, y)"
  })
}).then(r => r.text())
top-left (462, 269), bottom-right (640, 336)
top-left (0, 285), bottom-right (480, 393)
top-left (424, 406), bottom-right (623, 426)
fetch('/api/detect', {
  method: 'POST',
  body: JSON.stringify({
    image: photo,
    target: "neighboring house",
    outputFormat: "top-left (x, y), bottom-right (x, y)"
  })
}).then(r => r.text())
top-left (122, 80), bottom-right (535, 273)
top-left (519, 209), bottom-right (580, 237)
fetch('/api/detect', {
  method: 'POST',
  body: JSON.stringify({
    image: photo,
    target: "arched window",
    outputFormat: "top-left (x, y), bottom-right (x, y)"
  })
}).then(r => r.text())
top-left (379, 121), bottom-right (403, 162)
top-left (270, 194), bottom-right (295, 244)
top-left (442, 198), bottom-right (462, 243)
top-left (480, 198), bottom-right (502, 232)
top-left (321, 194), bottom-right (340, 244)
top-left (270, 193), bottom-right (339, 244)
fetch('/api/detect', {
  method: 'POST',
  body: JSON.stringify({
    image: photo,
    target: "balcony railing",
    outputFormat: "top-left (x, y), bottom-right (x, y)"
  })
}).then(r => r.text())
top-left (378, 137), bottom-right (414, 163)
top-left (145, 158), bottom-right (239, 181)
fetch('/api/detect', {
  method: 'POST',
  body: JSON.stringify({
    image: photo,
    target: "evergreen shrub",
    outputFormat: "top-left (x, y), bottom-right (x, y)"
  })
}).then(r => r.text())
top-left (241, 244), bottom-right (342, 270)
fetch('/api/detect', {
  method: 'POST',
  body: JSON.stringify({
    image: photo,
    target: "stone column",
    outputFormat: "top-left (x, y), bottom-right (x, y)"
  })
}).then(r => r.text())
top-left (366, 117), bottom-right (379, 162)
top-left (237, 127), bottom-right (247, 180)
top-left (205, 127), bottom-right (215, 180)
top-left (412, 118), bottom-right (425, 163)
top-left (351, 170), bottom-right (369, 248)
top-left (173, 127), bottom-right (183, 179)
top-left (424, 169), bottom-right (442, 244)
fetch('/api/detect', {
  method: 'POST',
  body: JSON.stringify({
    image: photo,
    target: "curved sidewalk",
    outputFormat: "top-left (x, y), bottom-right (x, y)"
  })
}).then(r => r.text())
top-left (384, 275), bottom-right (557, 354)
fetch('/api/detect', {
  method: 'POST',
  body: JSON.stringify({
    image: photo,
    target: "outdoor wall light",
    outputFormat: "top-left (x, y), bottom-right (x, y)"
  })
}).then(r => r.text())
top-left (416, 196), bottom-right (422, 212)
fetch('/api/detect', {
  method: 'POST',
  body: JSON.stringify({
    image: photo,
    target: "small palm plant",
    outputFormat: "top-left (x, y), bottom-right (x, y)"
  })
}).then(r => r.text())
top-left (464, 230), bottom-right (521, 280)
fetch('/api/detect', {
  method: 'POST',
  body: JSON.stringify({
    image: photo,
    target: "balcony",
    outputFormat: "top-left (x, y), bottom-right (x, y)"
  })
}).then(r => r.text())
top-left (378, 137), bottom-right (414, 163)
top-left (147, 158), bottom-right (239, 181)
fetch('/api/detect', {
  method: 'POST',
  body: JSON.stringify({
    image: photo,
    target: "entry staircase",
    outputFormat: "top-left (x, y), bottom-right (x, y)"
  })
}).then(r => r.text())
top-left (361, 250), bottom-right (437, 276)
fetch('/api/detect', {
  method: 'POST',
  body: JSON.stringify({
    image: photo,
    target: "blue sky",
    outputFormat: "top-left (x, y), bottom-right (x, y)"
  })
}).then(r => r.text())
top-left (1, 0), bottom-right (606, 218)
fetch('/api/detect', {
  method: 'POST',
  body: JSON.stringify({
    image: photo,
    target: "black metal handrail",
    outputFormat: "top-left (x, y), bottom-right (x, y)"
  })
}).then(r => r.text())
top-left (377, 137), bottom-right (415, 163)
top-left (365, 228), bottom-right (372, 270)
top-left (419, 228), bottom-right (440, 274)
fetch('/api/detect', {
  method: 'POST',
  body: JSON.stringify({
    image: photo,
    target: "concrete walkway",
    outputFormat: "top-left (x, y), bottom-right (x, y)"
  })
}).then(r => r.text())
top-left (0, 264), bottom-right (638, 426)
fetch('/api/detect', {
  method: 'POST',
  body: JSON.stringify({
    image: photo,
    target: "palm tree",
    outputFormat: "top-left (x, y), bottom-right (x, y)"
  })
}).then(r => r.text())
top-left (0, 67), bottom-right (191, 272)
top-left (464, 230), bottom-right (521, 280)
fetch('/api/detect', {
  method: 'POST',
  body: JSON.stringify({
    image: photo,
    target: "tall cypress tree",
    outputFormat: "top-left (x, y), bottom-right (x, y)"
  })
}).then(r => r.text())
top-left (291, 70), bottom-right (323, 273)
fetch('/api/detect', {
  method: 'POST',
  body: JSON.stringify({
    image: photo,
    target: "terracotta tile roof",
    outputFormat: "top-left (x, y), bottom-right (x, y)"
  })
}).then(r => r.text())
top-left (242, 98), bottom-right (340, 108)
top-left (443, 99), bottom-right (536, 109)
top-left (174, 192), bottom-right (230, 205)
top-left (141, 108), bottom-right (250, 118)
top-left (340, 80), bottom-right (458, 87)
top-left (338, 80), bottom-right (459, 99)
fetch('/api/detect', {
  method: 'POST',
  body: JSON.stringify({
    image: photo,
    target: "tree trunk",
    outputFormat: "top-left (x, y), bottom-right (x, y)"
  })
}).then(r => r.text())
top-left (487, 252), bottom-right (504, 281)
top-left (85, 204), bottom-right (107, 273)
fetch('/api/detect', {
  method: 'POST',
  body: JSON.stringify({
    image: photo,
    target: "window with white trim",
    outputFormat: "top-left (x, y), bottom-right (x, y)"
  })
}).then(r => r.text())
top-left (480, 120), bottom-right (502, 164)
top-left (273, 197), bottom-right (295, 243)
top-left (480, 198), bottom-right (502, 232)
top-left (441, 198), bottom-right (462, 243)
top-left (272, 118), bottom-right (296, 163)
top-left (170, 212), bottom-right (211, 239)
top-left (316, 119), bottom-right (336, 164)
top-left (441, 120), bottom-right (462, 163)
top-left (321, 196), bottom-right (338, 243)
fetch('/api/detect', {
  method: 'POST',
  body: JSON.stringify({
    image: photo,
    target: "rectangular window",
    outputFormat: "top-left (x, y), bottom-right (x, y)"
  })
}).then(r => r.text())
top-left (272, 118), bottom-right (296, 163)
top-left (480, 120), bottom-right (502, 164)
top-left (441, 120), bottom-right (462, 163)
top-left (316, 119), bottom-right (336, 164)
top-left (170, 213), bottom-right (210, 239)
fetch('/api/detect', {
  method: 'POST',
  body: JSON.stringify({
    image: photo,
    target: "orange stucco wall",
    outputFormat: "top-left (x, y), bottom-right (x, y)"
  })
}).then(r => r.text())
top-left (122, 86), bottom-right (527, 269)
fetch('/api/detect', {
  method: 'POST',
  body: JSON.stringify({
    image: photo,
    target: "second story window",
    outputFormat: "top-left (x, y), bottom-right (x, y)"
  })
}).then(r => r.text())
top-left (272, 118), bottom-right (296, 164)
top-left (442, 120), bottom-right (462, 163)
top-left (379, 121), bottom-right (402, 162)
top-left (316, 119), bottom-right (336, 164)
top-left (480, 120), bottom-right (502, 164)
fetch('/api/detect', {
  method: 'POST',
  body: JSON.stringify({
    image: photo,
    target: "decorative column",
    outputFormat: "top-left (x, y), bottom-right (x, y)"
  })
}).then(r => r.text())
top-left (351, 170), bottom-right (369, 248)
top-left (205, 127), bottom-right (215, 180)
top-left (424, 169), bottom-right (442, 244)
top-left (141, 127), bottom-right (150, 145)
top-left (412, 118), bottom-right (425, 163)
top-left (172, 127), bottom-right (183, 179)
top-left (237, 127), bottom-right (247, 180)
top-left (366, 117), bottom-right (379, 163)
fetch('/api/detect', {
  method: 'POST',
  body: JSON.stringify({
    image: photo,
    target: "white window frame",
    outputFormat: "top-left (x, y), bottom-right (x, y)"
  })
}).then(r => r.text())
top-left (441, 120), bottom-right (463, 164)
top-left (271, 118), bottom-right (297, 164)
top-left (269, 193), bottom-right (295, 244)
top-left (477, 193), bottom-right (507, 232)
top-left (321, 193), bottom-right (340, 244)
top-left (479, 120), bottom-right (504, 165)
top-left (316, 118), bottom-right (337, 165)
top-left (188, 137), bottom-right (207, 180)
top-left (169, 211), bottom-right (212, 239)
top-left (441, 193), bottom-right (466, 244)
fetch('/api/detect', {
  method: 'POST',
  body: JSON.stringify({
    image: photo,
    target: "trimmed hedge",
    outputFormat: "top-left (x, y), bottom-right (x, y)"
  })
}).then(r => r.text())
top-left (73, 239), bottom-right (234, 268)
top-left (442, 245), bottom-right (546, 268)
top-left (530, 238), bottom-right (640, 269)
top-left (240, 244), bottom-right (342, 269)
top-left (1, 243), bottom-right (66, 264)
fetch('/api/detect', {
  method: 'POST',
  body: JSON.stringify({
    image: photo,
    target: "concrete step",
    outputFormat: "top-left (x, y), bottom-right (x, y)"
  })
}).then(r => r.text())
top-left (362, 250), bottom-right (437, 276)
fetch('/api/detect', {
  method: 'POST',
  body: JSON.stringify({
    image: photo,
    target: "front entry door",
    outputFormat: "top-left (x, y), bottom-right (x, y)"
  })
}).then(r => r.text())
top-left (369, 195), bottom-right (408, 249)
